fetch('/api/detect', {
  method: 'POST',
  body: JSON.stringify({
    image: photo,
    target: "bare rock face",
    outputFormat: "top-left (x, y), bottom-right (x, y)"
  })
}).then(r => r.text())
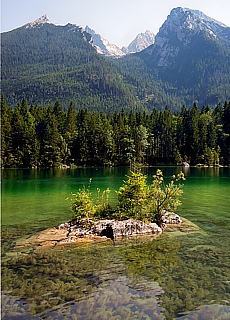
top-left (93, 219), bottom-right (162, 238)
top-left (58, 211), bottom-right (183, 242)
top-left (58, 219), bottom-right (162, 242)
top-left (162, 210), bottom-right (182, 225)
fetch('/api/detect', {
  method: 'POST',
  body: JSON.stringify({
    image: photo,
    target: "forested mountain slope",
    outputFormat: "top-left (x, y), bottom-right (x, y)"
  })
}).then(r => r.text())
top-left (1, 8), bottom-right (230, 111)
top-left (1, 21), bottom-right (143, 111)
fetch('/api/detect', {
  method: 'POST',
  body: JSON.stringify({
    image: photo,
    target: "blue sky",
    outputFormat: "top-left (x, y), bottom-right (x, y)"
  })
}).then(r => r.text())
top-left (1, 0), bottom-right (229, 47)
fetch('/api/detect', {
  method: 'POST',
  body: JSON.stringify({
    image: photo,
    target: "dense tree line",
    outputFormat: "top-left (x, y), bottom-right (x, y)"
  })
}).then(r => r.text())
top-left (1, 96), bottom-right (230, 168)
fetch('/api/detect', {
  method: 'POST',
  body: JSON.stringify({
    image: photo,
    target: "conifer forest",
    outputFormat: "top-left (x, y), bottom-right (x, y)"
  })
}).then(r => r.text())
top-left (1, 96), bottom-right (230, 168)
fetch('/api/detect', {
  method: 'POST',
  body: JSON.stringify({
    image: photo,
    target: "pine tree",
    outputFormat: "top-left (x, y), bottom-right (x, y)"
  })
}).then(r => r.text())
top-left (1, 95), bottom-right (13, 166)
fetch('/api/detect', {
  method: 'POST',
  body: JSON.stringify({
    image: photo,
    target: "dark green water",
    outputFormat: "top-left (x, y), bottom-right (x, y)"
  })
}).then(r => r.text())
top-left (1, 167), bottom-right (230, 319)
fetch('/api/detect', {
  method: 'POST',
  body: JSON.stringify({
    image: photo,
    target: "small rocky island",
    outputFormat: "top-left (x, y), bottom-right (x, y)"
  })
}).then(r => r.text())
top-left (58, 210), bottom-right (182, 242)
top-left (16, 211), bottom-right (198, 250)
top-left (16, 170), bottom-right (200, 250)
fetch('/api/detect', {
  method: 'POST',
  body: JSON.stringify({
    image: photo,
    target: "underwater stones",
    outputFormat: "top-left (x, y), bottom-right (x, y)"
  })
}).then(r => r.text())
top-left (175, 304), bottom-right (230, 319)
top-left (15, 227), bottom-right (69, 249)
top-left (22, 276), bottom-right (165, 320)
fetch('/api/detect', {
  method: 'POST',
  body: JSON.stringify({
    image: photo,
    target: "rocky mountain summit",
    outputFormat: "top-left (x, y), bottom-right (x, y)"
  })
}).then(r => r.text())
top-left (22, 16), bottom-right (155, 58)
top-left (85, 26), bottom-right (125, 57)
top-left (122, 30), bottom-right (155, 54)
top-left (135, 7), bottom-right (230, 105)
top-left (141, 7), bottom-right (230, 66)
top-left (24, 14), bottom-right (52, 29)
top-left (85, 27), bottom-right (155, 57)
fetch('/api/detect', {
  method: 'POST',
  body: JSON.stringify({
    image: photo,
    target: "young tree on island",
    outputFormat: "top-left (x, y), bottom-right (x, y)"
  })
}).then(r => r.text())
top-left (69, 169), bottom-right (185, 228)
top-left (116, 169), bottom-right (185, 227)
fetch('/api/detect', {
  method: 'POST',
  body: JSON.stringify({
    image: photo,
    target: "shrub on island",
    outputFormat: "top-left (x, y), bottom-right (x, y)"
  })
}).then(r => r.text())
top-left (69, 169), bottom-right (185, 228)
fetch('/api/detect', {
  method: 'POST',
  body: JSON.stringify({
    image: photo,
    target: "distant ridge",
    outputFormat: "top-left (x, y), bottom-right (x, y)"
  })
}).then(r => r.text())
top-left (1, 8), bottom-right (230, 109)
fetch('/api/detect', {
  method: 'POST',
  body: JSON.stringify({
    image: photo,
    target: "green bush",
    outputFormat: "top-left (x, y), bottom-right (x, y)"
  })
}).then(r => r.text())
top-left (69, 181), bottom-right (112, 226)
top-left (70, 188), bottom-right (95, 228)
top-left (94, 188), bottom-right (113, 219)
top-left (116, 171), bottom-right (149, 221)
top-left (116, 169), bottom-right (185, 226)
top-left (147, 169), bottom-right (185, 226)
top-left (69, 169), bottom-right (185, 227)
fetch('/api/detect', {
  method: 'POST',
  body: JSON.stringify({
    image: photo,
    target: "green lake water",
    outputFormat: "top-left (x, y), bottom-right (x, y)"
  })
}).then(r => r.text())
top-left (1, 167), bottom-right (230, 319)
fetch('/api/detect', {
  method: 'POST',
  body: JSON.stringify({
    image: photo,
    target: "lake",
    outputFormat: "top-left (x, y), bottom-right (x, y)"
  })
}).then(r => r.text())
top-left (1, 167), bottom-right (230, 319)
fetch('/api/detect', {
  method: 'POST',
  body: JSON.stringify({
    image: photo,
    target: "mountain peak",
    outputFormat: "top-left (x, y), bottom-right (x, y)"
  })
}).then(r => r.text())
top-left (85, 26), bottom-right (155, 57)
top-left (142, 7), bottom-right (230, 67)
top-left (171, 7), bottom-right (228, 27)
top-left (25, 14), bottom-right (51, 29)
top-left (122, 30), bottom-right (155, 54)
top-left (166, 7), bottom-right (228, 36)
top-left (34, 14), bottom-right (50, 23)
top-left (85, 26), bottom-right (125, 57)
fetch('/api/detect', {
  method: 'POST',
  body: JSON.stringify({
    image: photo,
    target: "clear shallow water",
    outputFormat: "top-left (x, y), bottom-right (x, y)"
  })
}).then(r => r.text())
top-left (1, 167), bottom-right (230, 319)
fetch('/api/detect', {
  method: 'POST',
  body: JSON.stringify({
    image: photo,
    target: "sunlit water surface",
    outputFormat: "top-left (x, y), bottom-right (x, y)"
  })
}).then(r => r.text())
top-left (1, 167), bottom-right (230, 319)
